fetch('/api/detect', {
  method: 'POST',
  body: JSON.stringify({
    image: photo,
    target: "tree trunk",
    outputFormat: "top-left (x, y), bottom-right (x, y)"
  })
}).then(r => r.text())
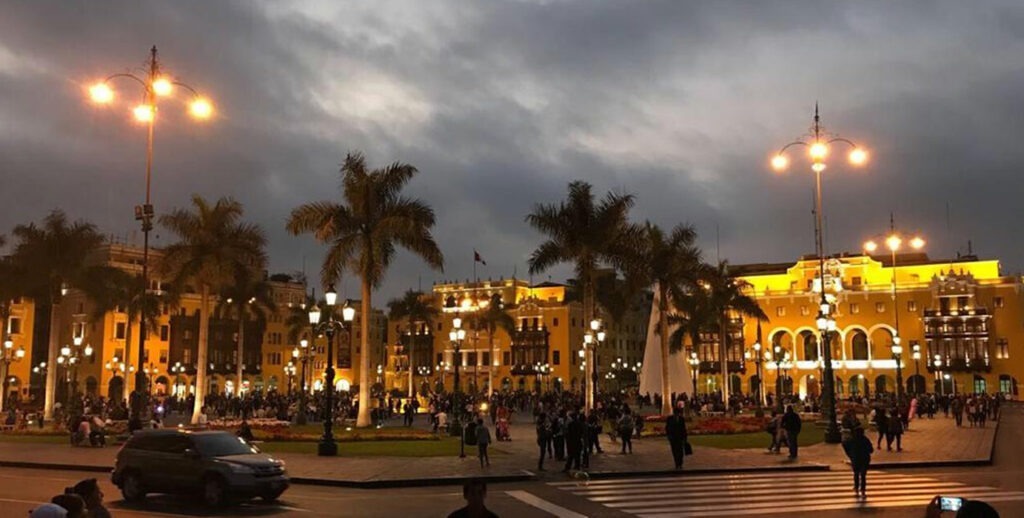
top-left (356, 281), bottom-right (372, 427)
top-left (584, 268), bottom-right (595, 412)
top-left (191, 284), bottom-right (210, 424)
top-left (237, 310), bottom-right (245, 396)
top-left (124, 319), bottom-right (134, 403)
top-left (488, 330), bottom-right (495, 398)
top-left (43, 301), bottom-right (59, 421)
top-left (658, 285), bottom-right (672, 415)
top-left (408, 324), bottom-right (414, 399)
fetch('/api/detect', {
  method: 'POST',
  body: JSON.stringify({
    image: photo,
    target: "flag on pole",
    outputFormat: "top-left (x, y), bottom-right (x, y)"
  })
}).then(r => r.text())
top-left (474, 250), bottom-right (487, 265)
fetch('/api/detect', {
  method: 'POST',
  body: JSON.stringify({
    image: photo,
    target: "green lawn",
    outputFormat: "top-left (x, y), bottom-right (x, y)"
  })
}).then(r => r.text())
top-left (689, 425), bottom-right (825, 449)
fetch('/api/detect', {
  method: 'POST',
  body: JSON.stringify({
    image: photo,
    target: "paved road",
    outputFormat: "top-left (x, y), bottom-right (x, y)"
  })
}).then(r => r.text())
top-left (6, 404), bottom-right (1023, 517)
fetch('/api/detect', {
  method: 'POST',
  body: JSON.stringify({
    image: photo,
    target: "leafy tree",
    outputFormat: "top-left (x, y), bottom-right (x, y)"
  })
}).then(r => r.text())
top-left (215, 272), bottom-right (276, 395)
top-left (387, 289), bottom-right (439, 397)
top-left (287, 152), bottom-right (444, 427)
top-left (629, 222), bottom-right (703, 414)
top-left (471, 298), bottom-right (515, 397)
top-left (11, 211), bottom-right (105, 419)
top-left (159, 195), bottom-right (267, 424)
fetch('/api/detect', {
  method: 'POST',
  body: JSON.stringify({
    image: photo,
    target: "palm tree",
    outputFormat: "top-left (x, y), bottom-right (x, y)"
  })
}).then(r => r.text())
top-left (287, 152), bottom-right (444, 427)
top-left (472, 299), bottom-right (515, 397)
top-left (80, 267), bottom-right (175, 400)
top-left (11, 211), bottom-right (106, 419)
top-left (159, 195), bottom-right (267, 424)
top-left (215, 272), bottom-right (276, 395)
top-left (526, 180), bottom-right (639, 408)
top-left (702, 260), bottom-right (767, 402)
top-left (386, 290), bottom-right (439, 398)
top-left (629, 222), bottom-right (704, 414)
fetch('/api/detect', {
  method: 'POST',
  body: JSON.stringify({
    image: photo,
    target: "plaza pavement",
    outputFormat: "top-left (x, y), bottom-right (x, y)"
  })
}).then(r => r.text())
top-left (0, 410), bottom-right (997, 488)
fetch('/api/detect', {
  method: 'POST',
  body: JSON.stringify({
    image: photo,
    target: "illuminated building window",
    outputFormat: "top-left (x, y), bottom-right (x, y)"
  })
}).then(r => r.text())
top-left (7, 317), bottom-right (21, 335)
top-left (995, 297), bottom-right (1004, 308)
top-left (876, 302), bottom-right (885, 313)
top-left (776, 306), bottom-right (786, 317)
top-left (115, 322), bottom-right (127, 340)
top-left (907, 301), bottom-right (917, 313)
top-left (997, 339), bottom-right (1009, 359)
top-left (850, 303), bottom-right (860, 315)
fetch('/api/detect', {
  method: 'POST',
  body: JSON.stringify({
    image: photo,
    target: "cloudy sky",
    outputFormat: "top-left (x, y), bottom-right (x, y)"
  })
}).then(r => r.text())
top-left (2, 1), bottom-right (1024, 302)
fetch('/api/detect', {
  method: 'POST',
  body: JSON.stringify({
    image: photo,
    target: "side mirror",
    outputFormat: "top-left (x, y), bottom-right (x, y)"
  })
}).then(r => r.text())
top-left (184, 448), bottom-right (200, 459)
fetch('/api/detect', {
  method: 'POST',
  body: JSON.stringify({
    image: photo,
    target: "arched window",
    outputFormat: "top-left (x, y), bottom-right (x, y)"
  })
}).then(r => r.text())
top-left (801, 331), bottom-right (819, 361)
top-left (851, 331), bottom-right (869, 360)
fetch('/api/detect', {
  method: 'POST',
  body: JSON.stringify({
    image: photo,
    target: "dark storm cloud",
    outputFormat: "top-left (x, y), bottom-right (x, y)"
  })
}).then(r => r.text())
top-left (2, 1), bottom-right (1024, 303)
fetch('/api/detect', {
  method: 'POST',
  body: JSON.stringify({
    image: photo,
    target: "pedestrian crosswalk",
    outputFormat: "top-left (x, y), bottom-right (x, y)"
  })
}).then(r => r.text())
top-left (550, 470), bottom-right (1024, 517)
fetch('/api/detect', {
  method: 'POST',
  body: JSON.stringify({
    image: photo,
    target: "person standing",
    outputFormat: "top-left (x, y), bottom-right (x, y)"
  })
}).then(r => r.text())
top-left (781, 405), bottom-right (802, 459)
top-left (535, 413), bottom-right (551, 471)
top-left (475, 418), bottom-right (491, 468)
top-left (886, 408), bottom-right (904, 452)
top-left (665, 406), bottom-right (688, 470)
top-left (952, 396), bottom-right (964, 427)
top-left (617, 409), bottom-right (634, 454)
top-left (842, 426), bottom-right (874, 498)
top-left (562, 411), bottom-right (584, 473)
top-left (447, 479), bottom-right (499, 518)
top-left (766, 410), bottom-right (781, 453)
top-left (552, 411), bottom-right (566, 461)
top-left (873, 408), bottom-right (889, 449)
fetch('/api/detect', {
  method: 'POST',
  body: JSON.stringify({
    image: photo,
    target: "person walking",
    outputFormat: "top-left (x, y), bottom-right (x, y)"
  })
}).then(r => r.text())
top-left (886, 408), bottom-right (904, 452)
top-left (617, 409), bottom-right (634, 454)
top-left (842, 426), bottom-right (874, 498)
top-left (562, 411), bottom-right (584, 473)
top-left (781, 405), bottom-right (802, 459)
top-left (766, 410), bottom-right (781, 453)
top-left (873, 408), bottom-right (889, 449)
top-left (552, 412), bottom-right (566, 461)
top-left (665, 406), bottom-right (688, 470)
top-left (475, 418), bottom-right (491, 468)
top-left (535, 413), bottom-right (551, 470)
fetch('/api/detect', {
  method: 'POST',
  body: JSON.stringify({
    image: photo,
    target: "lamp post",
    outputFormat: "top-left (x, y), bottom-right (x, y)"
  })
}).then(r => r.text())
top-left (0, 339), bottom-right (26, 412)
top-left (779, 356), bottom-right (793, 397)
top-left (688, 351), bottom-right (700, 396)
top-left (772, 106), bottom-right (867, 444)
top-left (308, 286), bottom-right (355, 457)
top-left (436, 361), bottom-right (451, 390)
top-left (745, 338), bottom-right (764, 409)
top-left (61, 335), bottom-right (94, 400)
top-left (933, 355), bottom-right (944, 395)
top-left (449, 317), bottom-right (467, 457)
top-left (589, 319), bottom-right (605, 410)
top-left (911, 343), bottom-right (921, 394)
top-left (104, 356), bottom-right (133, 403)
top-left (769, 346), bottom-right (786, 411)
top-left (169, 361), bottom-right (186, 397)
top-left (88, 47), bottom-right (214, 424)
top-left (283, 362), bottom-right (296, 396)
top-left (293, 338), bottom-right (315, 425)
top-left (583, 331), bottom-right (594, 410)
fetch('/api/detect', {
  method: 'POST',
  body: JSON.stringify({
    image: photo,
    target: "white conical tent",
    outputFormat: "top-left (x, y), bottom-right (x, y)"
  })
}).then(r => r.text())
top-left (639, 284), bottom-right (692, 399)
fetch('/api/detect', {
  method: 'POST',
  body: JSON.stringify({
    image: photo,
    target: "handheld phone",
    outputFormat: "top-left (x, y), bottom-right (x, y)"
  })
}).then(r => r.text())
top-left (939, 496), bottom-right (964, 512)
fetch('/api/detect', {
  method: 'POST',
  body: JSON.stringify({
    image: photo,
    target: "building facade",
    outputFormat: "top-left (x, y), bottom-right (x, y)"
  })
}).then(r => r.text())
top-left (718, 253), bottom-right (1023, 400)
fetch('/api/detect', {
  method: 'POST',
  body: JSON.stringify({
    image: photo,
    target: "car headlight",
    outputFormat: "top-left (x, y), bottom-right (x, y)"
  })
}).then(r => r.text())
top-left (223, 462), bottom-right (255, 474)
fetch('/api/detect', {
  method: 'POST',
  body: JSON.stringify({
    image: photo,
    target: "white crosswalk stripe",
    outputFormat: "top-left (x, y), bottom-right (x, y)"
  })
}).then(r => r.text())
top-left (550, 470), bottom-right (1024, 517)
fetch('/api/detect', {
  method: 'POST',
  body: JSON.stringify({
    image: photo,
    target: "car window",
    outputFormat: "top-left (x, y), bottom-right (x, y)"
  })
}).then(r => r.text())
top-left (161, 435), bottom-right (193, 455)
top-left (192, 433), bottom-right (258, 457)
top-left (126, 435), bottom-right (159, 451)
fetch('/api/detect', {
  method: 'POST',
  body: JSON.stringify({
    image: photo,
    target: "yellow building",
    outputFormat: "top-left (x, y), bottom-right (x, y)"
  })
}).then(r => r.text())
top-left (386, 278), bottom-right (648, 399)
top-left (721, 252), bottom-right (1022, 399)
top-left (3, 295), bottom-right (35, 406)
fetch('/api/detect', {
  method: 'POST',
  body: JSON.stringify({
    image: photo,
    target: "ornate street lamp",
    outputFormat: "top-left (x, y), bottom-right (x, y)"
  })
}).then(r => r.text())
top-left (772, 105), bottom-right (867, 444)
top-left (687, 351), bottom-right (700, 396)
top-left (933, 355), bottom-right (945, 395)
top-left (449, 317), bottom-right (467, 457)
top-left (284, 362), bottom-right (297, 396)
top-left (88, 47), bottom-right (214, 424)
top-left (308, 286), bottom-right (356, 457)
top-left (60, 334), bottom-right (94, 400)
top-left (293, 338), bottom-right (315, 425)
top-left (104, 355), bottom-right (134, 403)
top-left (0, 339), bottom-right (25, 412)
top-left (744, 325), bottom-right (765, 409)
top-left (169, 361), bottom-right (187, 397)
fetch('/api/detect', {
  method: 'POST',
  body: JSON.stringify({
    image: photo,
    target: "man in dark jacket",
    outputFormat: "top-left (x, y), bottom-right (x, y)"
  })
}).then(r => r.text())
top-left (536, 413), bottom-right (551, 470)
top-left (665, 406), bottom-right (688, 469)
top-left (781, 405), bottom-right (802, 458)
top-left (842, 426), bottom-right (874, 498)
top-left (562, 411), bottom-right (585, 473)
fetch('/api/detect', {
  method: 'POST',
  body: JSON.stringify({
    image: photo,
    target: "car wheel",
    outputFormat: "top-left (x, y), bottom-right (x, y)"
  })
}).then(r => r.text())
top-left (202, 475), bottom-right (227, 508)
top-left (260, 489), bottom-right (285, 502)
top-left (121, 471), bottom-right (147, 503)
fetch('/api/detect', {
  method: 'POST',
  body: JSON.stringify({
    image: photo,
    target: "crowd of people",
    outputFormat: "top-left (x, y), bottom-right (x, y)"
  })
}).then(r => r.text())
top-left (28, 478), bottom-right (110, 518)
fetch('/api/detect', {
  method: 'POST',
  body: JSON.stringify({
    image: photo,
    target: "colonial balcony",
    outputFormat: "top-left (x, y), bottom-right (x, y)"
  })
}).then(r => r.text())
top-left (697, 360), bottom-right (747, 374)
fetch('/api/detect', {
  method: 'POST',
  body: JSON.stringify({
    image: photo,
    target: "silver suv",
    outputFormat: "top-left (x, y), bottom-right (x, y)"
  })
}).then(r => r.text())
top-left (111, 429), bottom-right (289, 507)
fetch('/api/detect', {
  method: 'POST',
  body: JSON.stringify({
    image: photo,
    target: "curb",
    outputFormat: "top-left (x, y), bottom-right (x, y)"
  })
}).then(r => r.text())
top-left (290, 472), bottom-right (535, 489)
top-left (0, 461), bottom-right (111, 474)
top-left (567, 463), bottom-right (831, 481)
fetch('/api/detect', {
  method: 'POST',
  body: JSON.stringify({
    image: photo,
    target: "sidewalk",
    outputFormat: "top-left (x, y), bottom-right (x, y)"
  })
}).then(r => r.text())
top-left (0, 410), bottom-right (997, 488)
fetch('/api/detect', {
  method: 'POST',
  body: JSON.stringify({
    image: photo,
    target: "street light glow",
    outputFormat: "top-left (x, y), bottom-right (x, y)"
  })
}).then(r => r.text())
top-left (809, 142), bottom-right (828, 160)
top-left (152, 77), bottom-right (173, 96)
top-left (190, 98), bottom-right (213, 119)
top-left (771, 154), bottom-right (788, 171)
top-left (849, 148), bottom-right (867, 165)
top-left (886, 234), bottom-right (902, 251)
top-left (910, 236), bottom-right (925, 249)
top-left (864, 240), bottom-right (878, 253)
top-left (89, 82), bottom-right (114, 103)
top-left (133, 104), bottom-right (154, 122)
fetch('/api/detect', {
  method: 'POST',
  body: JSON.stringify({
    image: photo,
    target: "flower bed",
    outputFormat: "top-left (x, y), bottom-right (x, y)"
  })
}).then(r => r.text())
top-left (641, 415), bottom-right (769, 437)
